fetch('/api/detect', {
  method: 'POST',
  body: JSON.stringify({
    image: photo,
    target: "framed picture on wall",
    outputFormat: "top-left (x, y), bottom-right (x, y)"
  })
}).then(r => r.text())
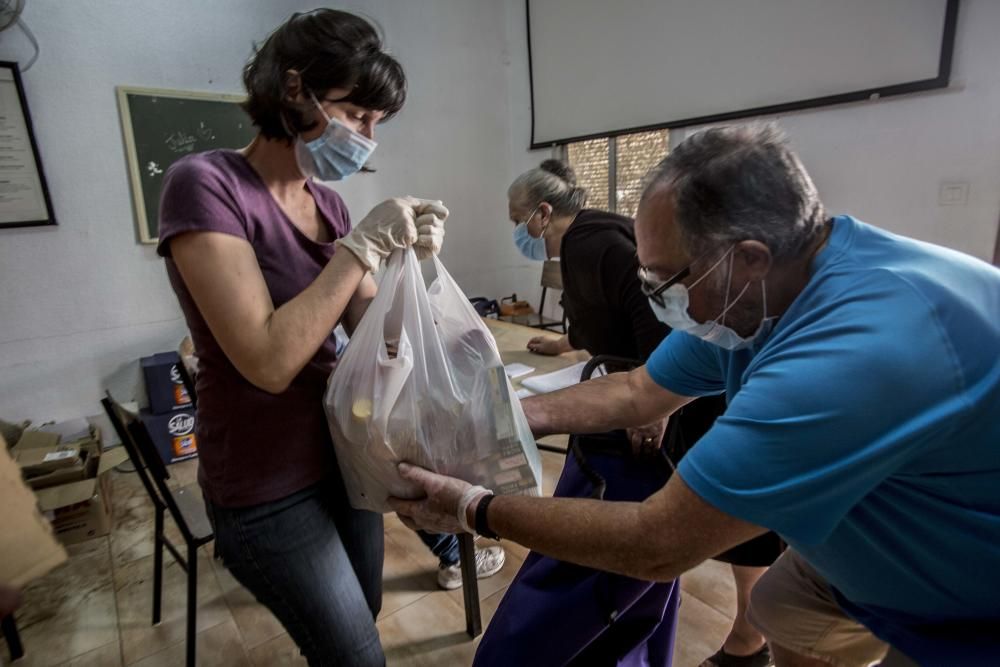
top-left (0, 61), bottom-right (57, 229)
top-left (117, 86), bottom-right (256, 244)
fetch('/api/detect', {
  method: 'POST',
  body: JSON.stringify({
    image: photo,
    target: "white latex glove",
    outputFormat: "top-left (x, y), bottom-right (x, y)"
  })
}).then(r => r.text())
top-left (388, 462), bottom-right (487, 535)
top-left (335, 196), bottom-right (449, 271)
top-left (411, 198), bottom-right (448, 260)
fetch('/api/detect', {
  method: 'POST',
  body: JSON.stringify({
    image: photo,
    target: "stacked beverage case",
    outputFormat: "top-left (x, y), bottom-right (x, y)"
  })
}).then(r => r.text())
top-left (139, 351), bottom-right (198, 465)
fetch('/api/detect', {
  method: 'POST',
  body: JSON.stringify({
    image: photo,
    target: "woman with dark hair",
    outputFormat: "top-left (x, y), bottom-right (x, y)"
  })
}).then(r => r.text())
top-left (156, 10), bottom-right (445, 665)
top-left (483, 160), bottom-right (782, 667)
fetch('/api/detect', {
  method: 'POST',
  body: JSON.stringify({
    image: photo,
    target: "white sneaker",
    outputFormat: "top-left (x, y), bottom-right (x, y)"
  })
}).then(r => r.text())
top-left (436, 545), bottom-right (506, 590)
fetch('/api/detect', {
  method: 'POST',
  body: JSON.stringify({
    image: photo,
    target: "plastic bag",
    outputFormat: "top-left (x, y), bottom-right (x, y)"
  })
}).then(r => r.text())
top-left (325, 249), bottom-right (543, 512)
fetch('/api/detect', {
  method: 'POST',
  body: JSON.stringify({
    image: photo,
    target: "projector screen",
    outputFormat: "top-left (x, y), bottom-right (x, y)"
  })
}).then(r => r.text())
top-left (527, 0), bottom-right (958, 147)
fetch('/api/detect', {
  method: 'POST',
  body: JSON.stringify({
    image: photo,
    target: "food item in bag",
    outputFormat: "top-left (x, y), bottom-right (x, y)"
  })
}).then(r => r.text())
top-left (324, 251), bottom-right (543, 512)
top-left (352, 399), bottom-right (373, 421)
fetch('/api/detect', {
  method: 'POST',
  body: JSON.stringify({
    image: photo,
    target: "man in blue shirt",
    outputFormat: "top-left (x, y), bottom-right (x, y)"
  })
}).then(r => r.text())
top-left (390, 125), bottom-right (1000, 666)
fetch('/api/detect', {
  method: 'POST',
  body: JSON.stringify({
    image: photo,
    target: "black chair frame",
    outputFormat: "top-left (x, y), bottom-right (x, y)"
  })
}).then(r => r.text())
top-left (534, 355), bottom-right (654, 503)
top-left (101, 393), bottom-right (212, 667)
top-left (2, 615), bottom-right (23, 662)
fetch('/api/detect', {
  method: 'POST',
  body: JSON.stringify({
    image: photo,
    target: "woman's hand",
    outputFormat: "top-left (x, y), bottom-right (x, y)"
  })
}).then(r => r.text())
top-left (527, 334), bottom-right (572, 356)
top-left (626, 417), bottom-right (668, 457)
top-left (336, 197), bottom-right (449, 271)
top-left (413, 200), bottom-right (447, 260)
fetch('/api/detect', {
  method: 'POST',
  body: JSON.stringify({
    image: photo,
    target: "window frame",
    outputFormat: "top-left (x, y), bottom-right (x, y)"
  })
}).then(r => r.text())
top-left (559, 129), bottom-right (668, 216)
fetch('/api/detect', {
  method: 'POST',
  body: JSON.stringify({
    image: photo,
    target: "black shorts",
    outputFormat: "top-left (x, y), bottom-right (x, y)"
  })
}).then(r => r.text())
top-left (713, 531), bottom-right (785, 567)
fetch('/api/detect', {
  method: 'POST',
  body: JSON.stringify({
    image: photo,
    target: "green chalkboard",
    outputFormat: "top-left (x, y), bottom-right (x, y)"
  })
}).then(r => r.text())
top-left (117, 86), bottom-right (256, 243)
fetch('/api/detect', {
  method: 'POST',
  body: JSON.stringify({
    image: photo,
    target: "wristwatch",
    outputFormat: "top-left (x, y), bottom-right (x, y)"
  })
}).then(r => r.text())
top-left (474, 493), bottom-right (500, 539)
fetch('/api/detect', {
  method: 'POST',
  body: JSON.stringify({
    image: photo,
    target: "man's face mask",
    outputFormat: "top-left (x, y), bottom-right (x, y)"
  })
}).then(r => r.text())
top-left (639, 246), bottom-right (774, 350)
top-left (512, 204), bottom-right (547, 261)
top-left (295, 94), bottom-right (377, 181)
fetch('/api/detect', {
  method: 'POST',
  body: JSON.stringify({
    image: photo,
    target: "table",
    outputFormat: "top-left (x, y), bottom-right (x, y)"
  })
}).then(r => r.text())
top-left (458, 319), bottom-right (589, 637)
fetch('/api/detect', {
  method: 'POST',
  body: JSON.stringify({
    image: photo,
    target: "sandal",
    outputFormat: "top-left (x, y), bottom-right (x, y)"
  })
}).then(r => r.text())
top-left (699, 644), bottom-right (772, 667)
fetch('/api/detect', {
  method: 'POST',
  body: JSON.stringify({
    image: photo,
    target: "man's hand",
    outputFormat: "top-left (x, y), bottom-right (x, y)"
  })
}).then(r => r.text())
top-left (527, 334), bottom-right (572, 356)
top-left (627, 417), bottom-right (669, 457)
top-left (388, 463), bottom-right (485, 534)
top-left (0, 584), bottom-right (22, 618)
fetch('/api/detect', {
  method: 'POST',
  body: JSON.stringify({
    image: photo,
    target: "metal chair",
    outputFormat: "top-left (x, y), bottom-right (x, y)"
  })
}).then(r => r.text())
top-left (101, 393), bottom-right (212, 667)
top-left (499, 260), bottom-right (567, 332)
top-left (2, 615), bottom-right (23, 662)
top-left (535, 355), bottom-right (639, 458)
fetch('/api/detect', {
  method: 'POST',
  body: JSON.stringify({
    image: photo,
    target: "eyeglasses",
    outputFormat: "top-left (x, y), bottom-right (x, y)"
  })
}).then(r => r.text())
top-left (637, 246), bottom-right (720, 307)
top-left (637, 264), bottom-right (690, 307)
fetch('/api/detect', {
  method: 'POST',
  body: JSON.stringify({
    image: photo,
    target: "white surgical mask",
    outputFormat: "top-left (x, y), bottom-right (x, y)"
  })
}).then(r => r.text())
top-left (294, 95), bottom-right (377, 181)
top-left (648, 247), bottom-right (774, 350)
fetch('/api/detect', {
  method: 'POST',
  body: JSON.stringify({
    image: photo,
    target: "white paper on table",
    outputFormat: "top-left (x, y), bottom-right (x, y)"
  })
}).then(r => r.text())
top-left (520, 360), bottom-right (605, 394)
top-left (504, 362), bottom-right (535, 379)
top-left (515, 387), bottom-right (536, 399)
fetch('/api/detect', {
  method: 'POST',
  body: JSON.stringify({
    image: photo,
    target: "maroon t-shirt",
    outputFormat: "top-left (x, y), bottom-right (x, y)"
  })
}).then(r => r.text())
top-left (157, 150), bottom-right (352, 508)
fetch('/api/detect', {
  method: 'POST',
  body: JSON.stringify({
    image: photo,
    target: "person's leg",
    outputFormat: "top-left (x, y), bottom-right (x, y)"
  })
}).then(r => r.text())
top-left (414, 530), bottom-right (506, 590)
top-left (746, 551), bottom-right (888, 667)
top-left (699, 565), bottom-right (772, 666)
top-left (325, 480), bottom-right (385, 618)
top-left (417, 530), bottom-right (461, 566)
top-left (769, 643), bottom-right (830, 667)
top-left (208, 483), bottom-right (384, 667)
top-left (725, 565), bottom-right (769, 655)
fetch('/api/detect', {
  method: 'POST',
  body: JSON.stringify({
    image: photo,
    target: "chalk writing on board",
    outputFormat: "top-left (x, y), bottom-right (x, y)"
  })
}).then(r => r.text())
top-left (197, 122), bottom-right (215, 141)
top-left (165, 131), bottom-right (197, 153)
top-left (118, 86), bottom-right (255, 243)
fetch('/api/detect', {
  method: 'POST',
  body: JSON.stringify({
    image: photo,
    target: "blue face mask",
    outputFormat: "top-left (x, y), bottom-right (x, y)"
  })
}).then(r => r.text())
top-left (295, 95), bottom-right (377, 181)
top-left (512, 205), bottom-right (547, 261)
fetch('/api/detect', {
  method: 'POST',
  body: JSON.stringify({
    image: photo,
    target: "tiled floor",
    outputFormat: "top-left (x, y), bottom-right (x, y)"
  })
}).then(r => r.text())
top-left (3, 447), bottom-right (736, 666)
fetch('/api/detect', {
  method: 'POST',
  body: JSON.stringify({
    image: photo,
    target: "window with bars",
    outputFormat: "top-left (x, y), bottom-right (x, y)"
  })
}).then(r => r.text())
top-left (563, 129), bottom-right (668, 219)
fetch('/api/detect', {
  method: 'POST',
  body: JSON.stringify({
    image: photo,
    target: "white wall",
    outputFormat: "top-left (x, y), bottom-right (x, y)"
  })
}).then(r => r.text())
top-left (0, 0), bottom-right (541, 423)
top-left (674, 0), bottom-right (1000, 262)
top-left (3, 0), bottom-right (995, 423)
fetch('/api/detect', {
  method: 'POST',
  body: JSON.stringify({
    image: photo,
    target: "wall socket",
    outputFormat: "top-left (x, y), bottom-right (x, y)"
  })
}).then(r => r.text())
top-left (939, 182), bottom-right (969, 207)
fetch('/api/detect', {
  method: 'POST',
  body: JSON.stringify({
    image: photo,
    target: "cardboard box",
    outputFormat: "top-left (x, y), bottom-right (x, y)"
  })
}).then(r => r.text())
top-left (12, 429), bottom-right (60, 451)
top-left (16, 444), bottom-right (89, 491)
top-left (140, 408), bottom-right (198, 465)
top-left (1, 434), bottom-right (68, 587)
top-left (141, 351), bottom-right (193, 414)
top-left (34, 445), bottom-right (127, 545)
top-left (16, 443), bottom-right (83, 475)
top-left (9, 423), bottom-right (128, 545)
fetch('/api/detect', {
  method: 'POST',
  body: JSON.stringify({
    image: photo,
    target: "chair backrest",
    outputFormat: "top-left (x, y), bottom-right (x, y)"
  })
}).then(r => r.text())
top-left (101, 393), bottom-right (199, 543)
top-left (540, 260), bottom-right (562, 290)
top-left (580, 355), bottom-right (641, 381)
top-left (101, 393), bottom-right (168, 489)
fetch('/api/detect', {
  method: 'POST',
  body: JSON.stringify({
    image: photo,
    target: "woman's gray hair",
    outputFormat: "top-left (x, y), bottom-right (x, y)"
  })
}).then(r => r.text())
top-left (508, 159), bottom-right (588, 216)
top-left (642, 124), bottom-right (826, 262)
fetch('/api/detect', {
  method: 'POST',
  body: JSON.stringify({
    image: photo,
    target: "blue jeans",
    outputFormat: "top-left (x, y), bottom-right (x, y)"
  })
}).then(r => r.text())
top-left (418, 530), bottom-right (460, 567)
top-left (206, 481), bottom-right (385, 667)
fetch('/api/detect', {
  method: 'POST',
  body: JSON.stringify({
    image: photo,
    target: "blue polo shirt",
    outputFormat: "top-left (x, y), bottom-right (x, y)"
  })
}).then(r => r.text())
top-left (647, 216), bottom-right (1000, 663)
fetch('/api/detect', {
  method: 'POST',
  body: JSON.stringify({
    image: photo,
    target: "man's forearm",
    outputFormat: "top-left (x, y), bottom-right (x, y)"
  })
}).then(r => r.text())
top-left (523, 372), bottom-right (637, 437)
top-left (523, 366), bottom-right (689, 437)
top-left (484, 477), bottom-right (766, 583)
top-left (487, 494), bottom-right (682, 581)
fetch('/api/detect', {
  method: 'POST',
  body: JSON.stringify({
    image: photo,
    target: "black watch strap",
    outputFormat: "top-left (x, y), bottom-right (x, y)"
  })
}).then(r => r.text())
top-left (474, 493), bottom-right (499, 539)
